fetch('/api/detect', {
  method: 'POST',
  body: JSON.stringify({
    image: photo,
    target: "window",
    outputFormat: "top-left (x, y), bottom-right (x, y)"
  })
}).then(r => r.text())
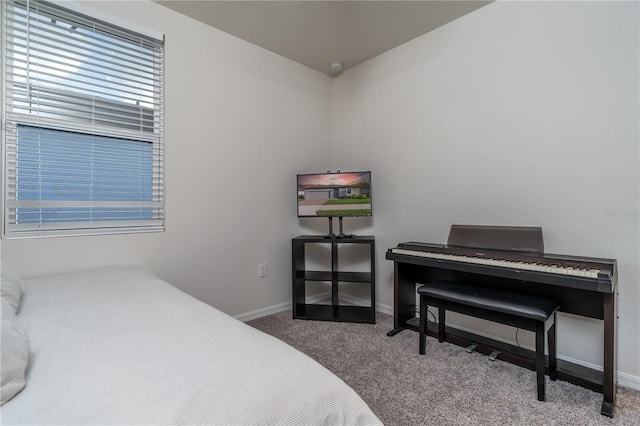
top-left (2, 0), bottom-right (164, 238)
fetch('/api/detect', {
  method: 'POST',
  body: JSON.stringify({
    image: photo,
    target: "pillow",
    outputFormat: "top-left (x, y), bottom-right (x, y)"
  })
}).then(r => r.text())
top-left (1, 298), bottom-right (29, 405)
top-left (1, 264), bottom-right (23, 313)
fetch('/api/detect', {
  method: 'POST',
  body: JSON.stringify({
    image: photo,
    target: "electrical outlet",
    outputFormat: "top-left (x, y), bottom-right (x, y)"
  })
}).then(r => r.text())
top-left (258, 263), bottom-right (267, 278)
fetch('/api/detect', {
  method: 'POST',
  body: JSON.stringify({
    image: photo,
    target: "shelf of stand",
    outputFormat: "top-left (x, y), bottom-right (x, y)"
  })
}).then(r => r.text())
top-left (294, 304), bottom-right (375, 323)
top-left (294, 271), bottom-right (373, 282)
top-left (292, 235), bottom-right (375, 324)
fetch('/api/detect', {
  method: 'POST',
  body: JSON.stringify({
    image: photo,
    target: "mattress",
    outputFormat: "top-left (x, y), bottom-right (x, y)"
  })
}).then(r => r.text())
top-left (1, 266), bottom-right (382, 425)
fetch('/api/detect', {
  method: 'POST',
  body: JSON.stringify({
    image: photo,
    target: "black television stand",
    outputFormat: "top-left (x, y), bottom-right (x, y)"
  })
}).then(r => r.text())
top-left (292, 235), bottom-right (375, 323)
top-left (325, 216), bottom-right (354, 239)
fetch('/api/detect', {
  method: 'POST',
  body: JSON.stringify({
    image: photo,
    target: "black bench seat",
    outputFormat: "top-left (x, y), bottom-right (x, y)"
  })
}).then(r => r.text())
top-left (418, 281), bottom-right (560, 401)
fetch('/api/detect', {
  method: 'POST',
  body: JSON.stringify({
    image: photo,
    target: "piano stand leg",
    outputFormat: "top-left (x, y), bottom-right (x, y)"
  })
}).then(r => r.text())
top-left (536, 322), bottom-right (546, 401)
top-left (601, 401), bottom-right (614, 418)
top-left (386, 327), bottom-right (406, 337)
top-left (548, 316), bottom-right (558, 381)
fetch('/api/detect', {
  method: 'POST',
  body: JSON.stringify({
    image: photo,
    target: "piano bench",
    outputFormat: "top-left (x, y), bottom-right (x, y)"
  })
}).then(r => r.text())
top-left (417, 281), bottom-right (560, 402)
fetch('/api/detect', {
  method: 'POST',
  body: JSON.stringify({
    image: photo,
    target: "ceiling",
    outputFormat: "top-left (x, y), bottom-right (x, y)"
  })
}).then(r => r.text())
top-left (153, 1), bottom-right (492, 75)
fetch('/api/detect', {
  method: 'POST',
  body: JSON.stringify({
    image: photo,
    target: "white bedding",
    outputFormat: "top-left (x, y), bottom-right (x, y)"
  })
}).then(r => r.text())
top-left (1, 267), bottom-right (382, 425)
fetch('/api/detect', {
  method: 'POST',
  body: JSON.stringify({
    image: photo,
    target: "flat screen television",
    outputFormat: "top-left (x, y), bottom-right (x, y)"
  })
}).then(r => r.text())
top-left (297, 171), bottom-right (372, 218)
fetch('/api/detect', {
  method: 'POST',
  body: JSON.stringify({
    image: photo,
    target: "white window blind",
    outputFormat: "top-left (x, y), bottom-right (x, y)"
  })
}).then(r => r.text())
top-left (2, 0), bottom-right (164, 238)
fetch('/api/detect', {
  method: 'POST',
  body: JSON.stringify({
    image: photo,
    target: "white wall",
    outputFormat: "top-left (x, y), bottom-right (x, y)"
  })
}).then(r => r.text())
top-left (0, 0), bottom-right (332, 317)
top-left (331, 1), bottom-right (639, 383)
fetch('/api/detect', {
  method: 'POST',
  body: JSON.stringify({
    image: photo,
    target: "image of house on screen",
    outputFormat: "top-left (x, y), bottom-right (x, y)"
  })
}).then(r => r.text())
top-left (297, 171), bottom-right (372, 217)
top-left (301, 184), bottom-right (368, 200)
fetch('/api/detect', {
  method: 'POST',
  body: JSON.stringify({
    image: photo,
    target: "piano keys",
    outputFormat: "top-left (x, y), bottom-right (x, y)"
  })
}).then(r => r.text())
top-left (389, 241), bottom-right (616, 291)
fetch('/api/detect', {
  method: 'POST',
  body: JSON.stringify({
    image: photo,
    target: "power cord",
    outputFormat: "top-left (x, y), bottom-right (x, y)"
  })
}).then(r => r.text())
top-left (414, 305), bottom-right (437, 323)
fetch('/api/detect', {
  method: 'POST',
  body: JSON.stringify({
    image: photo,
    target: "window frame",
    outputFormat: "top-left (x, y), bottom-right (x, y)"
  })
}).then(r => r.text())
top-left (1, 0), bottom-right (165, 238)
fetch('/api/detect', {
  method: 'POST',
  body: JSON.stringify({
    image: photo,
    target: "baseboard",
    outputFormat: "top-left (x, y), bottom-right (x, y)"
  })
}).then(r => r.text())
top-left (236, 292), bottom-right (386, 322)
top-left (556, 354), bottom-right (640, 391)
top-left (374, 301), bottom-right (394, 316)
top-left (234, 301), bottom-right (290, 322)
top-left (234, 292), bottom-right (331, 322)
top-left (236, 297), bottom-right (640, 391)
top-left (618, 371), bottom-right (640, 391)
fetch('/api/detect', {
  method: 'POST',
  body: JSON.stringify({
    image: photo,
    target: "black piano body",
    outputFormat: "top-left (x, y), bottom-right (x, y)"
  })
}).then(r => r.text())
top-left (386, 225), bottom-right (618, 417)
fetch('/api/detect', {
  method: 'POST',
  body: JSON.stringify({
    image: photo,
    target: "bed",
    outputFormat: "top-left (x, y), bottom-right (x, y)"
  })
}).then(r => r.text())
top-left (0, 265), bottom-right (382, 425)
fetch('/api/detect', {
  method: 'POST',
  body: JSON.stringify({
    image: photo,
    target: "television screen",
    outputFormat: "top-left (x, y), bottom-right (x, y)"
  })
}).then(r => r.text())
top-left (297, 171), bottom-right (372, 217)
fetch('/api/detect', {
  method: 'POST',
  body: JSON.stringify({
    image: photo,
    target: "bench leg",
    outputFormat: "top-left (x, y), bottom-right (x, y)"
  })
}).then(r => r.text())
top-left (548, 314), bottom-right (557, 381)
top-left (419, 296), bottom-right (427, 355)
top-left (438, 307), bottom-right (446, 343)
top-left (536, 322), bottom-right (546, 401)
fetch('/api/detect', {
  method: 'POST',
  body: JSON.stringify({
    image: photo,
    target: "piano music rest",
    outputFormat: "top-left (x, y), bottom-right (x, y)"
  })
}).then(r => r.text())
top-left (418, 281), bottom-right (559, 401)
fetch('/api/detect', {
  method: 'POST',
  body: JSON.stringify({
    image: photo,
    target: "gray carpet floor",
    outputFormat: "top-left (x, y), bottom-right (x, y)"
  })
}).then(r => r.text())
top-left (248, 311), bottom-right (640, 426)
